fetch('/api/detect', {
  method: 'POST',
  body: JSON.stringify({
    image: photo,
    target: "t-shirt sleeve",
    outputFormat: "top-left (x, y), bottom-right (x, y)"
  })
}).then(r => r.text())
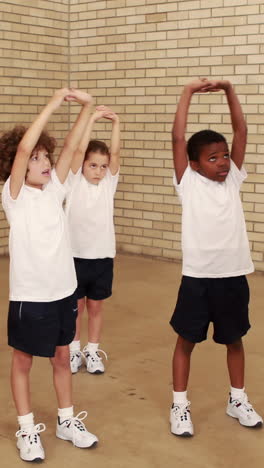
top-left (107, 168), bottom-right (120, 195)
top-left (172, 166), bottom-right (190, 202)
top-left (1, 177), bottom-right (24, 222)
top-left (51, 168), bottom-right (70, 201)
top-left (229, 160), bottom-right (247, 188)
top-left (64, 168), bottom-right (82, 195)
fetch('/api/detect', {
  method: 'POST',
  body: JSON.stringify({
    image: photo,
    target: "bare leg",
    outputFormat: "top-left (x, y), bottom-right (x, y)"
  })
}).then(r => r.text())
top-left (72, 298), bottom-right (86, 341)
top-left (11, 349), bottom-right (33, 415)
top-left (50, 346), bottom-right (72, 408)
top-left (87, 299), bottom-right (103, 343)
top-left (172, 336), bottom-right (195, 391)
top-left (226, 338), bottom-right (244, 388)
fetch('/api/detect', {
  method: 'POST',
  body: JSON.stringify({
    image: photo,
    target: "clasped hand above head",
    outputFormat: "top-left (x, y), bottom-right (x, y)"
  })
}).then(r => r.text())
top-left (186, 78), bottom-right (231, 94)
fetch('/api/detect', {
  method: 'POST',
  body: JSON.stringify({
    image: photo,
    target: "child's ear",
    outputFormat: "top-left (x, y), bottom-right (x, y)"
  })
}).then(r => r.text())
top-left (190, 160), bottom-right (200, 172)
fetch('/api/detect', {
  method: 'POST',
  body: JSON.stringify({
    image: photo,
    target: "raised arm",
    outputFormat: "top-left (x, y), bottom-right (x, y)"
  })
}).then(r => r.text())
top-left (10, 88), bottom-right (70, 199)
top-left (101, 107), bottom-right (120, 175)
top-left (71, 107), bottom-right (107, 174)
top-left (55, 90), bottom-right (93, 183)
top-left (172, 79), bottom-right (210, 183)
top-left (204, 80), bottom-right (247, 170)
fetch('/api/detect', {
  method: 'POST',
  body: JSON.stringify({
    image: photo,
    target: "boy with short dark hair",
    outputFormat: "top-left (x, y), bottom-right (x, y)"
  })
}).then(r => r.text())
top-left (170, 78), bottom-right (262, 437)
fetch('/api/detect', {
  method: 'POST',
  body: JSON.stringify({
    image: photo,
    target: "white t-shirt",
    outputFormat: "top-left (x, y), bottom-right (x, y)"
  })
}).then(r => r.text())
top-left (173, 161), bottom-right (254, 278)
top-left (65, 168), bottom-right (119, 259)
top-left (2, 169), bottom-right (77, 302)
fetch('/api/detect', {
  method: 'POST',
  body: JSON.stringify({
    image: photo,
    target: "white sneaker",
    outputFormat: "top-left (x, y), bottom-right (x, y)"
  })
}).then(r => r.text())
top-left (82, 346), bottom-right (107, 374)
top-left (16, 423), bottom-right (46, 462)
top-left (170, 401), bottom-right (194, 437)
top-left (226, 393), bottom-right (263, 427)
top-left (70, 350), bottom-right (83, 374)
top-left (56, 411), bottom-right (98, 448)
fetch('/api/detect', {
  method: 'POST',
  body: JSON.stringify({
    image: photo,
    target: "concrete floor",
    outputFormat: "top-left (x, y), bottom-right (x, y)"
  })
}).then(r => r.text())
top-left (0, 253), bottom-right (264, 468)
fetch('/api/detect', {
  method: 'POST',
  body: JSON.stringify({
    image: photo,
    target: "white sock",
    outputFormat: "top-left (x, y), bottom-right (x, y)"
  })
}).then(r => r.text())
top-left (69, 340), bottom-right (80, 352)
top-left (58, 406), bottom-right (74, 422)
top-left (230, 386), bottom-right (245, 400)
top-left (173, 390), bottom-right (188, 406)
top-left (86, 342), bottom-right (99, 353)
top-left (18, 412), bottom-right (34, 431)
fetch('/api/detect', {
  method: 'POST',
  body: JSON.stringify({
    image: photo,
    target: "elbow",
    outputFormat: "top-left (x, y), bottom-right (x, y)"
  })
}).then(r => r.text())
top-left (172, 134), bottom-right (185, 145)
top-left (63, 138), bottom-right (76, 153)
top-left (16, 141), bottom-right (31, 158)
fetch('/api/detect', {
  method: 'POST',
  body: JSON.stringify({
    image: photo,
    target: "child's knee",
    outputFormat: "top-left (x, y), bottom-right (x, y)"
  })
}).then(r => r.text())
top-left (13, 349), bottom-right (33, 372)
top-left (87, 300), bottom-right (102, 318)
top-left (226, 338), bottom-right (243, 352)
top-left (51, 347), bottom-right (70, 370)
top-left (176, 336), bottom-right (196, 354)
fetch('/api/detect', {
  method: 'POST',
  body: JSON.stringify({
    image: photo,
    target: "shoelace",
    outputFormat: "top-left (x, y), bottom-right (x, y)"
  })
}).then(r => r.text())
top-left (63, 411), bottom-right (88, 446)
top-left (233, 394), bottom-right (254, 412)
top-left (16, 423), bottom-right (46, 445)
top-left (172, 401), bottom-right (191, 421)
top-left (82, 347), bottom-right (108, 362)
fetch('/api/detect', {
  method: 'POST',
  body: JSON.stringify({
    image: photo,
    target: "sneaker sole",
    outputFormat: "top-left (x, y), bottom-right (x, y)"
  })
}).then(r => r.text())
top-left (87, 369), bottom-right (104, 374)
top-left (226, 410), bottom-right (263, 428)
top-left (71, 366), bottom-right (82, 374)
top-left (171, 431), bottom-right (193, 437)
top-left (56, 434), bottom-right (98, 448)
top-left (19, 455), bottom-right (44, 463)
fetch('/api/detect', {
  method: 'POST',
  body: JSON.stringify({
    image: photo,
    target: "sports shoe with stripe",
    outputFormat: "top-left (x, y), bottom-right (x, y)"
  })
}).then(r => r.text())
top-left (170, 401), bottom-right (194, 437)
top-left (16, 423), bottom-right (46, 462)
top-left (226, 393), bottom-right (263, 427)
top-left (70, 350), bottom-right (83, 374)
top-left (82, 346), bottom-right (107, 374)
top-left (56, 411), bottom-right (98, 448)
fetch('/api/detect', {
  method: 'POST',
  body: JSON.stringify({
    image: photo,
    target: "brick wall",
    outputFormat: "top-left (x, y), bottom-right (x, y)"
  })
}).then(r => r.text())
top-left (2, 1), bottom-right (264, 271)
top-left (0, 0), bottom-right (69, 255)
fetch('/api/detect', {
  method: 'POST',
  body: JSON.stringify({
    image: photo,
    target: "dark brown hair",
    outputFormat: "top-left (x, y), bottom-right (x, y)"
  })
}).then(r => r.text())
top-left (0, 126), bottom-right (56, 181)
top-left (84, 139), bottom-right (110, 161)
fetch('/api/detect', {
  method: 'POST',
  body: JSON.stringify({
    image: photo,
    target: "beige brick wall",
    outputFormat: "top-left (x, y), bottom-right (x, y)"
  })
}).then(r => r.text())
top-left (2, 1), bottom-right (264, 272)
top-left (0, 0), bottom-right (69, 255)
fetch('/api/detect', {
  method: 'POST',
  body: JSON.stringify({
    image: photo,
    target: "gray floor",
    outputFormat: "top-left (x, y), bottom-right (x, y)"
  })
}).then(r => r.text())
top-left (0, 254), bottom-right (264, 467)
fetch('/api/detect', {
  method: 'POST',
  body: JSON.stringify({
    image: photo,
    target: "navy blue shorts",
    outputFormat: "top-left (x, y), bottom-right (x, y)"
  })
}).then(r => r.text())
top-left (170, 276), bottom-right (250, 345)
top-left (8, 293), bottom-right (77, 357)
top-left (74, 257), bottom-right (113, 301)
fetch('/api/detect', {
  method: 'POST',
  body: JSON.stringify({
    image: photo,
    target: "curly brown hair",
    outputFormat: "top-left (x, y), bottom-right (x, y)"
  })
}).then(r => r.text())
top-left (0, 126), bottom-right (56, 181)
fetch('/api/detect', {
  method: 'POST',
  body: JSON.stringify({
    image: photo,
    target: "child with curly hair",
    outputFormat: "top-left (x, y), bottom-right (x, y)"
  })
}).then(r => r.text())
top-left (0, 88), bottom-right (99, 462)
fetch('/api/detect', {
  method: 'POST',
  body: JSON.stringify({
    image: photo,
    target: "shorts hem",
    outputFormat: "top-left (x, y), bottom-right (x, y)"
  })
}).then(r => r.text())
top-left (170, 323), bottom-right (206, 344)
top-left (8, 342), bottom-right (55, 358)
top-left (213, 326), bottom-right (251, 345)
top-left (76, 292), bottom-right (112, 301)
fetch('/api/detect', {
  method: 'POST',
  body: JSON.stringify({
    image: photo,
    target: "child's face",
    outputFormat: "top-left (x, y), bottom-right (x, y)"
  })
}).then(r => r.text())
top-left (83, 151), bottom-right (109, 185)
top-left (25, 147), bottom-right (51, 189)
top-left (190, 141), bottom-right (230, 182)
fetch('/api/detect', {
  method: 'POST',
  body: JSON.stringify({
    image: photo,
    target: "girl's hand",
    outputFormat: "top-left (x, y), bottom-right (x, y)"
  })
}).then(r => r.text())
top-left (95, 105), bottom-right (119, 121)
top-left (50, 88), bottom-right (71, 108)
top-left (91, 107), bottom-right (108, 122)
top-left (65, 89), bottom-right (93, 106)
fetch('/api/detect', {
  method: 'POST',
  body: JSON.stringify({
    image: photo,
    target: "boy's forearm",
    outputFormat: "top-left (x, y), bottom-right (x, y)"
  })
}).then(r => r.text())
top-left (224, 83), bottom-right (247, 134)
top-left (172, 86), bottom-right (193, 141)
